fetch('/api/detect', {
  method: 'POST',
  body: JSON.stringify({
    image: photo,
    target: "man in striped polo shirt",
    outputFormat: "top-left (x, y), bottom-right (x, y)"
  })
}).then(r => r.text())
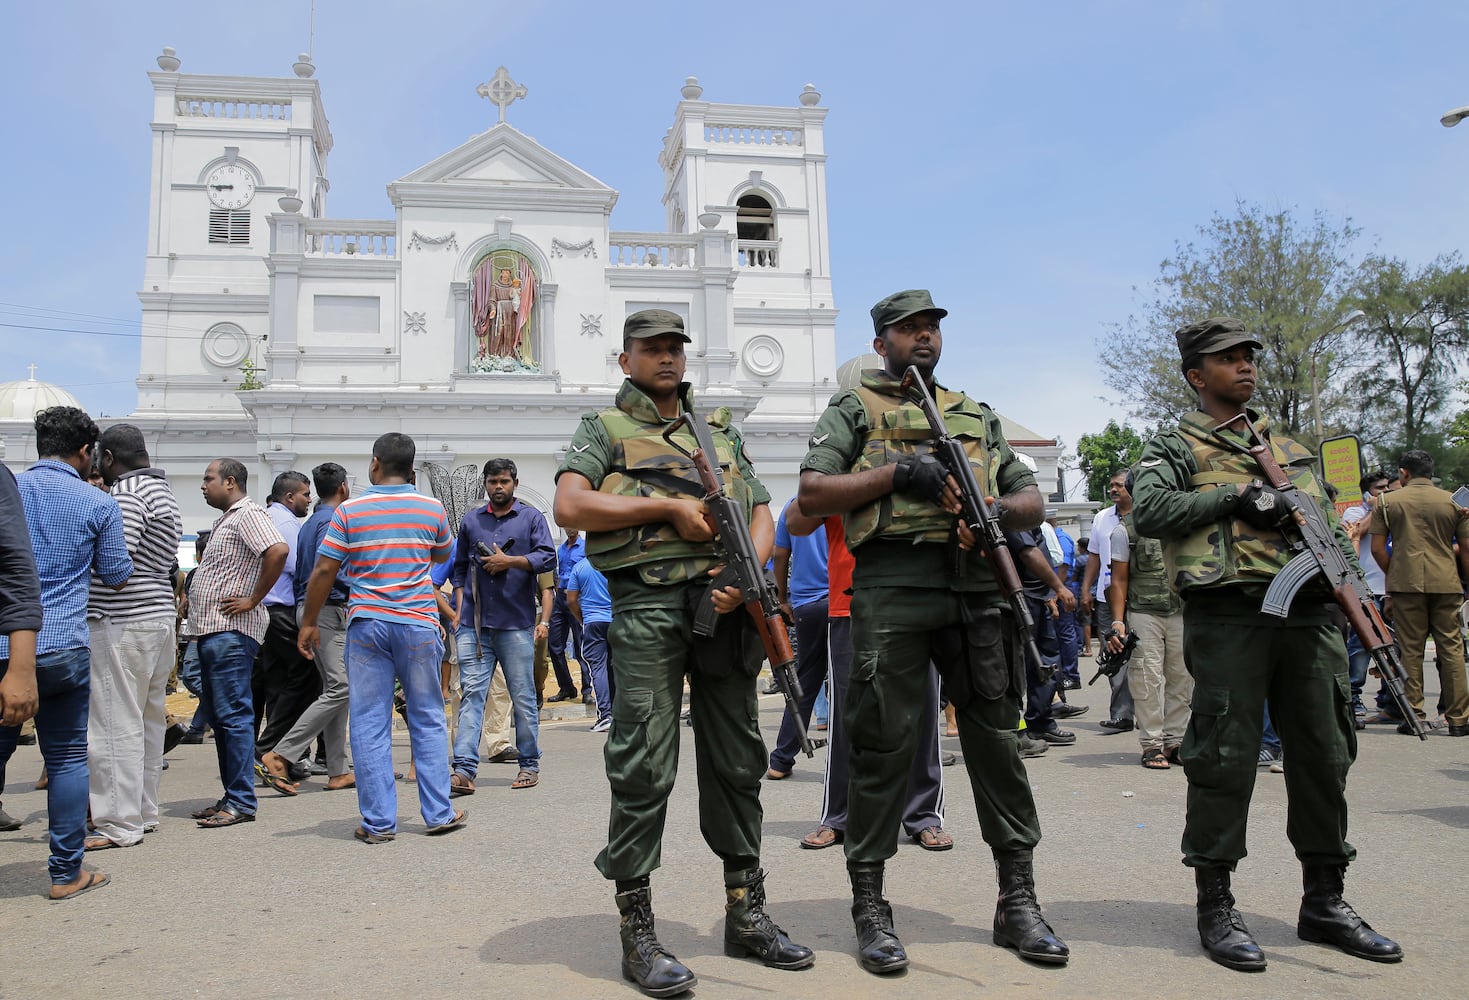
top-left (84, 424), bottom-right (183, 850)
top-left (298, 432), bottom-right (464, 843)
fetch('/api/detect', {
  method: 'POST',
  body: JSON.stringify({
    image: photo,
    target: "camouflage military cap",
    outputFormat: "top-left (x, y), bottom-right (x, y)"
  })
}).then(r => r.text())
top-left (1174, 317), bottom-right (1262, 359)
top-left (870, 289), bottom-right (948, 335)
top-left (623, 309), bottom-right (691, 343)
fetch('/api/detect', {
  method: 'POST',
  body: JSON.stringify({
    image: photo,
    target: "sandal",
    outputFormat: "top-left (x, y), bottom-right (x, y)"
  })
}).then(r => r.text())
top-left (1164, 745), bottom-right (1183, 765)
top-left (354, 826), bottom-right (396, 845)
top-left (800, 825), bottom-right (844, 850)
top-left (196, 807), bottom-right (255, 828)
top-left (511, 770), bottom-right (539, 789)
top-left (189, 800), bottom-right (225, 820)
top-left (912, 826), bottom-right (954, 851)
top-left (83, 836), bottom-right (126, 851)
top-left (49, 870), bottom-right (110, 902)
top-left (1141, 747), bottom-right (1171, 770)
top-left (449, 773), bottom-right (476, 797)
top-left (256, 762), bottom-right (299, 797)
top-left (426, 809), bottom-right (469, 836)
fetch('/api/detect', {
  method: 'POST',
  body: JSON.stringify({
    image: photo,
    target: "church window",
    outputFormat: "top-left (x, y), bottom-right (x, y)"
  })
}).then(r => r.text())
top-left (735, 194), bottom-right (774, 241)
top-left (208, 208), bottom-right (251, 245)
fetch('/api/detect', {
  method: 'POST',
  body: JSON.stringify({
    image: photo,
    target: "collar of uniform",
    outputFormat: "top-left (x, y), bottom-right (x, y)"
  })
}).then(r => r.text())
top-left (1400, 478), bottom-right (1434, 491)
top-left (857, 368), bottom-right (954, 399)
top-left (1181, 407), bottom-right (1268, 443)
top-left (615, 378), bottom-right (694, 424)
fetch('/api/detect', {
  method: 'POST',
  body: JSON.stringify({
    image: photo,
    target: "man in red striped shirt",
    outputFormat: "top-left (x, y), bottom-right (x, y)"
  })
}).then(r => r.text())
top-left (298, 433), bottom-right (463, 843)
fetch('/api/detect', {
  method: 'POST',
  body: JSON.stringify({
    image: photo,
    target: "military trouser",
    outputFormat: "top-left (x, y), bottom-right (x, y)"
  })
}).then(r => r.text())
top-left (845, 587), bottom-right (1040, 864)
top-left (1180, 593), bottom-right (1357, 869)
top-left (595, 601), bottom-right (766, 881)
top-left (1389, 591), bottom-right (1469, 726)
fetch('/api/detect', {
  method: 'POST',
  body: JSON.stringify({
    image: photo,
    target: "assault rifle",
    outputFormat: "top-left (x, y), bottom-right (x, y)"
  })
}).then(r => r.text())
top-left (1089, 629), bottom-right (1139, 686)
top-left (900, 366), bottom-right (1050, 680)
top-left (662, 412), bottom-right (815, 757)
top-left (1214, 413), bottom-right (1427, 740)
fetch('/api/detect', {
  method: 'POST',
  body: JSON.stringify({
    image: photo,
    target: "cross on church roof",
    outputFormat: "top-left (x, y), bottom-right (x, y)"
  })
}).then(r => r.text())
top-left (477, 67), bottom-right (527, 124)
top-left (27, 363), bottom-right (37, 381)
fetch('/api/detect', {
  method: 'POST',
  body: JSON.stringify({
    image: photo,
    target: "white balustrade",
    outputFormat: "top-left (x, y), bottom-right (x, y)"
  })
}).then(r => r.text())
top-left (608, 232), bottom-right (698, 268)
top-left (737, 240), bottom-right (780, 269)
top-left (304, 220), bottom-right (397, 257)
top-left (175, 97), bottom-right (292, 120)
top-left (703, 123), bottom-right (803, 146)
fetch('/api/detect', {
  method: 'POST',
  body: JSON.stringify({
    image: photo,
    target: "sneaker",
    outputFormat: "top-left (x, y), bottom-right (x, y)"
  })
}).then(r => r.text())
top-left (486, 747), bottom-right (519, 764)
top-left (589, 718), bottom-right (611, 733)
top-left (1258, 747), bottom-right (1281, 768)
top-left (1017, 734), bottom-right (1049, 758)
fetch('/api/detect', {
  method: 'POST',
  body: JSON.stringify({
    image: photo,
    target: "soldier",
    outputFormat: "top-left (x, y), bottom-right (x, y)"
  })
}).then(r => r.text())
top-left (553, 309), bottom-right (812, 997)
top-left (1131, 316), bottom-right (1401, 972)
top-left (798, 289), bottom-right (1068, 974)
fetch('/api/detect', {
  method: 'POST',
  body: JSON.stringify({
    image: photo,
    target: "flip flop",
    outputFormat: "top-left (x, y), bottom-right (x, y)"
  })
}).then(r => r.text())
top-left (83, 836), bottom-right (126, 851)
top-left (426, 809), bottom-right (469, 835)
top-left (258, 768), bottom-right (299, 797)
top-left (354, 826), bottom-right (396, 845)
top-left (50, 870), bottom-right (110, 902)
top-left (912, 826), bottom-right (954, 851)
top-left (510, 770), bottom-right (539, 789)
top-left (800, 825), bottom-right (844, 850)
top-left (325, 780), bottom-right (357, 791)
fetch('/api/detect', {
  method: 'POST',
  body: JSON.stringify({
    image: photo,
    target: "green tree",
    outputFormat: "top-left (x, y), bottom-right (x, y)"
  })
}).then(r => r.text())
top-left (1100, 202), bottom-right (1360, 446)
top-left (1347, 254), bottom-right (1469, 458)
top-left (1075, 420), bottom-right (1145, 501)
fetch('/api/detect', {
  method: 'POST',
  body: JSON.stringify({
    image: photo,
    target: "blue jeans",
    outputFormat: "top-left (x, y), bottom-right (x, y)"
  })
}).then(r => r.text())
top-left (581, 619), bottom-right (614, 725)
top-left (346, 618), bottom-right (454, 835)
top-left (454, 626), bottom-right (539, 777)
top-left (1261, 701), bottom-right (1282, 754)
top-left (770, 597), bottom-right (830, 773)
top-left (1344, 595), bottom-right (1382, 714)
top-left (0, 647), bottom-right (92, 884)
top-left (178, 640), bottom-right (210, 735)
top-left (1054, 596), bottom-right (1080, 682)
top-left (197, 631), bottom-right (260, 816)
top-left (1023, 596), bottom-right (1062, 732)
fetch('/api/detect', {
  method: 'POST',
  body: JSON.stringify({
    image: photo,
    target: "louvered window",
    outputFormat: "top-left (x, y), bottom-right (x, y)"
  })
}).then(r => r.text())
top-left (208, 208), bottom-right (251, 245)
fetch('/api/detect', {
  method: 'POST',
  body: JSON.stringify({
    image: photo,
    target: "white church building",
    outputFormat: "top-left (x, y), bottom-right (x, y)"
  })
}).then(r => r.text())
top-left (1, 49), bottom-right (1064, 534)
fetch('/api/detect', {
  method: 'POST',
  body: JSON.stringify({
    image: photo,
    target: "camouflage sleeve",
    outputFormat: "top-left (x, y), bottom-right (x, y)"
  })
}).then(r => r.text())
top-left (727, 424), bottom-right (772, 507)
top-left (555, 413), bottom-right (613, 489)
top-left (989, 408), bottom-right (1038, 496)
top-left (1131, 431), bottom-right (1239, 539)
top-left (799, 392), bottom-right (867, 475)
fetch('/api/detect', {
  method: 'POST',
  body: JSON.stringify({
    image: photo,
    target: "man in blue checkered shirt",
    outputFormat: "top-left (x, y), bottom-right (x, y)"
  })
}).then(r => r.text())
top-left (0, 406), bottom-right (132, 901)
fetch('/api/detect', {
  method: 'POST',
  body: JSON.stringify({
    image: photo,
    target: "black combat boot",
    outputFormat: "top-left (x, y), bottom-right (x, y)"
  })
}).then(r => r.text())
top-left (615, 883), bottom-right (698, 998)
top-left (723, 867), bottom-right (816, 969)
top-left (848, 863), bottom-right (909, 974)
top-left (1297, 863), bottom-right (1403, 962)
top-left (992, 852), bottom-right (1070, 965)
top-left (1194, 867), bottom-right (1266, 971)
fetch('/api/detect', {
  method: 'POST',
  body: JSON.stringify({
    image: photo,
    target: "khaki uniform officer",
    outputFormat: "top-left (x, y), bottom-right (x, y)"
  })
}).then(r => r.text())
top-left (553, 309), bottom-right (812, 998)
top-left (1132, 316), bottom-right (1401, 972)
top-left (1369, 449), bottom-right (1469, 735)
top-left (798, 289), bottom-right (1069, 975)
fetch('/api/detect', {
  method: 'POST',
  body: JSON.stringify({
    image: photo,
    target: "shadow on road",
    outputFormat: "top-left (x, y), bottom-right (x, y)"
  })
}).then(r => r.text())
top-left (1380, 805), bottom-right (1469, 829)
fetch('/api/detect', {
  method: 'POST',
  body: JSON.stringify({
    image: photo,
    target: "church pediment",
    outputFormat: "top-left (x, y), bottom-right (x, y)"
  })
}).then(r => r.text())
top-left (389, 124), bottom-right (617, 208)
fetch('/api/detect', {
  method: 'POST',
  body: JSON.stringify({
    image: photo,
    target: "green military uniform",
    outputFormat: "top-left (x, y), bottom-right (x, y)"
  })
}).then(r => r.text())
top-left (558, 378), bottom-right (771, 882)
top-left (801, 368), bottom-right (1042, 865)
top-left (1132, 407), bottom-right (1359, 870)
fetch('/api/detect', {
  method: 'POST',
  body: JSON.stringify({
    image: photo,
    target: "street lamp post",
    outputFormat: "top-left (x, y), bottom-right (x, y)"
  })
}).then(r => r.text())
top-left (1442, 105), bottom-right (1469, 128)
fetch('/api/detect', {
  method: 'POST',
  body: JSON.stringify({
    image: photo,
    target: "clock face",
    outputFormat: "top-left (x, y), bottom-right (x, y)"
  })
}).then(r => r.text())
top-left (206, 164), bottom-right (256, 209)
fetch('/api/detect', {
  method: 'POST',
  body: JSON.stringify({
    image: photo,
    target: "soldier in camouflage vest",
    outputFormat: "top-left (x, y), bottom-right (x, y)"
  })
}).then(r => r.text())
top-left (800, 289), bottom-right (1069, 975)
top-left (1132, 317), bottom-right (1401, 973)
top-left (553, 309), bottom-right (812, 997)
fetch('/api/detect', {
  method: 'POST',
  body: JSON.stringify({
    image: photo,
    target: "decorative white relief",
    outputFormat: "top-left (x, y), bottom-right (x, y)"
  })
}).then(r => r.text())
top-left (551, 237), bottom-right (597, 259)
top-left (741, 335), bottom-right (784, 378)
top-left (580, 314), bottom-right (602, 338)
top-left (407, 231), bottom-right (459, 252)
top-left (404, 311), bottom-right (427, 335)
top-left (201, 322), bottom-right (251, 368)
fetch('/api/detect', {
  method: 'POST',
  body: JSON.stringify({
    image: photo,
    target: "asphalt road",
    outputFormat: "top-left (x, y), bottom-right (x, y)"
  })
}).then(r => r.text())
top-left (2, 669), bottom-right (1465, 1000)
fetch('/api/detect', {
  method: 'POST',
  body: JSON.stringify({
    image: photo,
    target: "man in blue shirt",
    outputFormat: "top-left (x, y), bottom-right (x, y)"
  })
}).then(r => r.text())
top-left (1047, 513), bottom-right (1082, 690)
top-left (448, 458), bottom-right (555, 793)
top-left (546, 527), bottom-right (587, 703)
top-left (0, 406), bottom-right (131, 900)
top-left (254, 471), bottom-right (314, 766)
top-left (766, 500), bottom-right (830, 780)
top-left (566, 558), bottom-right (613, 732)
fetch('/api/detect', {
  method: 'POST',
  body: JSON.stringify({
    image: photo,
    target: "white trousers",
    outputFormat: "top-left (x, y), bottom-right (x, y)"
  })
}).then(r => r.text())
top-left (88, 617), bottom-right (176, 845)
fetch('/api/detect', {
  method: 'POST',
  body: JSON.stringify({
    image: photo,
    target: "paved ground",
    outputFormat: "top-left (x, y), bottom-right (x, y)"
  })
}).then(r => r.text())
top-left (2, 669), bottom-right (1466, 1000)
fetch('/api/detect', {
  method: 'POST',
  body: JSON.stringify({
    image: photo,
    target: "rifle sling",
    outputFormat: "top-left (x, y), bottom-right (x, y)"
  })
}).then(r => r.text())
top-left (623, 467), bottom-right (708, 499)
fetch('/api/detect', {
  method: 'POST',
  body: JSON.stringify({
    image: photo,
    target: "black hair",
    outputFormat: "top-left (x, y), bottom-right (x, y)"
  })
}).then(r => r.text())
top-left (1359, 470), bottom-right (1389, 493)
top-left (311, 462), bottom-right (348, 498)
top-left (1179, 353), bottom-right (1204, 384)
top-left (483, 457), bottom-right (518, 480)
top-left (268, 470), bottom-right (309, 503)
top-left (214, 458), bottom-right (248, 491)
top-left (195, 529), bottom-right (211, 552)
top-left (1324, 482), bottom-right (1339, 502)
top-left (1400, 449), bottom-right (1434, 479)
top-left (373, 432), bottom-right (416, 479)
top-left (98, 423), bottom-right (149, 469)
top-left (34, 406), bottom-right (99, 459)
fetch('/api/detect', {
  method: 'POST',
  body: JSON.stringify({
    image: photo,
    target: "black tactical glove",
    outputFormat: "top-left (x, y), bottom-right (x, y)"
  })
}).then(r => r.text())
top-left (1235, 481), bottom-right (1291, 530)
top-left (891, 453), bottom-right (948, 503)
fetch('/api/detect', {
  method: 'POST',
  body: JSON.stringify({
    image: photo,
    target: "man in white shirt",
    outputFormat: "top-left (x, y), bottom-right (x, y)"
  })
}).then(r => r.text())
top-left (1341, 471), bottom-right (1390, 726)
top-left (1081, 471), bottom-right (1135, 732)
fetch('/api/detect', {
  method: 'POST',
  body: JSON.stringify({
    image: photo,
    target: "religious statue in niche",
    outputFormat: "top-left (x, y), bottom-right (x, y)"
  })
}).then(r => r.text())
top-left (470, 249), bottom-right (541, 373)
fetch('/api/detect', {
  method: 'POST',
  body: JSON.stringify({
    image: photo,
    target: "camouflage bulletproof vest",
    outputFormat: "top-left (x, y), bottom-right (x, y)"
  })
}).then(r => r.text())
top-left (1162, 410), bottom-right (1324, 593)
top-left (843, 371), bottom-right (1001, 550)
top-left (585, 380), bottom-right (755, 586)
top-left (1122, 513), bottom-right (1180, 615)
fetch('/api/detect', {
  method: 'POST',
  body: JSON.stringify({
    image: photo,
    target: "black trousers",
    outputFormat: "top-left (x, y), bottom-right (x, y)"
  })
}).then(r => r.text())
top-left (253, 604), bottom-right (322, 757)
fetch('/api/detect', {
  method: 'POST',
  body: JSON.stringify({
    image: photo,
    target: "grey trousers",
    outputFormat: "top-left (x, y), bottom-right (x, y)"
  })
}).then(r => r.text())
top-left (1095, 600), bottom-right (1135, 723)
top-left (818, 616), bottom-right (944, 836)
top-left (275, 605), bottom-right (350, 775)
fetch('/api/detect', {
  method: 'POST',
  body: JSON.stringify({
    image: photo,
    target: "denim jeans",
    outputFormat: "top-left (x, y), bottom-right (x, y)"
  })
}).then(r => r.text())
top-left (197, 631), bottom-right (260, 817)
top-left (178, 640), bottom-right (210, 735)
top-left (769, 597), bottom-right (830, 773)
top-left (346, 618), bottom-right (454, 834)
top-left (454, 626), bottom-right (539, 778)
top-left (581, 620), bottom-right (614, 726)
top-left (1054, 596), bottom-right (1080, 682)
top-left (1344, 595), bottom-right (1383, 714)
top-left (0, 647), bottom-right (92, 884)
top-left (1023, 596), bottom-right (1061, 732)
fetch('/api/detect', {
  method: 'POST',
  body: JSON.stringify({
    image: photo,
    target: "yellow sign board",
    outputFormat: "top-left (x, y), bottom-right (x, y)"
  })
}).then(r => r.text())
top-left (1319, 435), bottom-right (1363, 514)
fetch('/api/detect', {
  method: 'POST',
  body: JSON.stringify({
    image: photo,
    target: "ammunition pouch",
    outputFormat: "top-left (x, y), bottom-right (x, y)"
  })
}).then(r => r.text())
top-left (686, 574), bottom-right (762, 678)
top-left (931, 604), bottom-right (1023, 708)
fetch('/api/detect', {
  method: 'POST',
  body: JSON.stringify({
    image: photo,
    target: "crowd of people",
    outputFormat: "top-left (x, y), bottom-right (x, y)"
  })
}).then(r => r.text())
top-left (2, 298), bottom-right (1466, 993)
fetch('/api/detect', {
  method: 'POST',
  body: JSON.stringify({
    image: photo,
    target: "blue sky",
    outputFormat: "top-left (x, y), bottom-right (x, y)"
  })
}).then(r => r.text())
top-left (4, 1), bottom-right (1467, 496)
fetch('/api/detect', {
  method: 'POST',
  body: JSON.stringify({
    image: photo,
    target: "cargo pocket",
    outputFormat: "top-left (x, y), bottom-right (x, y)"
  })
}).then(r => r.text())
top-left (966, 608), bottom-right (1012, 702)
top-left (1332, 673), bottom-right (1358, 762)
top-left (847, 653), bottom-right (898, 753)
top-left (607, 688), bottom-right (657, 797)
top-left (1182, 684), bottom-right (1230, 771)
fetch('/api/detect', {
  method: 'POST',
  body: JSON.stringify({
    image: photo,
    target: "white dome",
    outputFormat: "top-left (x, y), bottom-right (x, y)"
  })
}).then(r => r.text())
top-left (836, 352), bottom-right (883, 391)
top-left (0, 374), bottom-right (85, 420)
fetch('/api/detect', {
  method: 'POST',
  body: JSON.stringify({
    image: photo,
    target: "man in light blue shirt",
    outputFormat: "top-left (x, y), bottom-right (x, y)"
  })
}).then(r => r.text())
top-left (547, 527), bottom-right (587, 703)
top-left (766, 500), bottom-right (829, 780)
top-left (567, 558), bottom-right (613, 732)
